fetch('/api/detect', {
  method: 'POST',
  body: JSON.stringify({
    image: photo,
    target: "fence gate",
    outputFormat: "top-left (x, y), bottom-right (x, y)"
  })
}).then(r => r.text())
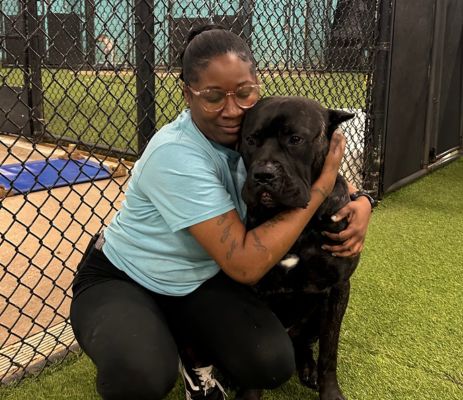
top-left (0, 0), bottom-right (45, 138)
top-left (427, 0), bottom-right (463, 162)
top-left (380, 0), bottom-right (463, 194)
top-left (0, 2), bottom-right (30, 136)
top-left (46, 12), bottom-right (85, 68)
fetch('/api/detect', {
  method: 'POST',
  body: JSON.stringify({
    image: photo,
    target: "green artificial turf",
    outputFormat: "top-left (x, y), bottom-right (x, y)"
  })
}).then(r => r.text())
top-left (1, 157), bottom-right (462, 400)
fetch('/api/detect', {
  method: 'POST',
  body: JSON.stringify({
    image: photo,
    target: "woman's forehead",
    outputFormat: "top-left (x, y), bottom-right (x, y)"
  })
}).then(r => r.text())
top-left (194, 53), bottom-right (256, 89)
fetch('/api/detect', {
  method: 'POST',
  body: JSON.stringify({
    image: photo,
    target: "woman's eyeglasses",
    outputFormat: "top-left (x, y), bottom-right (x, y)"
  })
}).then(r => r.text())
top-left (187, 84), bottom-right (261, 112)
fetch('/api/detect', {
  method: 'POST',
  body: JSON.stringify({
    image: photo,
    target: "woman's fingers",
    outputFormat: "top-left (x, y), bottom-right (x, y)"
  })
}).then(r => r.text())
top-left (322, 239), bottom-right (364, 257)
top-left (324, 130), bottom-right (346, 172)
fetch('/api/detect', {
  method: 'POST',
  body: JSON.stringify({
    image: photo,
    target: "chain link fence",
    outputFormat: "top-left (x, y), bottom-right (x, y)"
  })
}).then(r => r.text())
top-left (0, 0), bottom-right (386, 385)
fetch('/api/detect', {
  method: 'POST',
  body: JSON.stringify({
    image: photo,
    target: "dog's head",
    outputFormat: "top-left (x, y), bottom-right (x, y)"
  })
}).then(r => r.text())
top-left (240, 96), bottom-right (354, 211)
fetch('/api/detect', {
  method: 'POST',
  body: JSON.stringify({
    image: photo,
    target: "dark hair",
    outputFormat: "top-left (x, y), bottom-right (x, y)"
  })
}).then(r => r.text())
top-left (179, 24), bottom-right (256, 84)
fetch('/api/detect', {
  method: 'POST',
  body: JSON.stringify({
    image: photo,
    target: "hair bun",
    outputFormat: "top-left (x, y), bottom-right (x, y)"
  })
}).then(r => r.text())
top-left (179, 23), bottom-right (226, 82)
top-left (186, 23), bottom-right (226, 45)
top-left (179, 23), bottom-right (255, 84)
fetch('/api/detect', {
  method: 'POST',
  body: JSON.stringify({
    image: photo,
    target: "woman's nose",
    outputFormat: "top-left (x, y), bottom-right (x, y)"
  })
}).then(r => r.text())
top-left (221, 95), bottom-right (244, 118)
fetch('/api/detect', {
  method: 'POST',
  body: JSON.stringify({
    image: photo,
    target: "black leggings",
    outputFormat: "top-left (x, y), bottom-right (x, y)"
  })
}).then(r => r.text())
top-left (70, 239), bottom-right (295, 400)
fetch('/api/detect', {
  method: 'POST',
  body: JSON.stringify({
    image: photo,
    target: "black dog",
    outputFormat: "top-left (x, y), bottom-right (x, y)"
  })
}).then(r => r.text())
top-left (239, 96), bottom-right (358, 400)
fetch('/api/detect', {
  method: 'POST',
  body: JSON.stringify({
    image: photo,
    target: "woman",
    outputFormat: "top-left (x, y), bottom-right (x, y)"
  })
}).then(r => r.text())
top-left (70, 25), bottom-right (372, 400)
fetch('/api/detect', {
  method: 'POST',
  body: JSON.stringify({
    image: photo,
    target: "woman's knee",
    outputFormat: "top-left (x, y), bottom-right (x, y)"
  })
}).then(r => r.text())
top-left (95, 355), bottom-right (179, 400)
top-left (252, 344), bottom-right (295, 388)
top-left (231, 335), bottom-right (296, 389)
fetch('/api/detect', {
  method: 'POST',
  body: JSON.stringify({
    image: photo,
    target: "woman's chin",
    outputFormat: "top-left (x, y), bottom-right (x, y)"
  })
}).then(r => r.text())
top-left (217, 131), bottom-right (240, 147)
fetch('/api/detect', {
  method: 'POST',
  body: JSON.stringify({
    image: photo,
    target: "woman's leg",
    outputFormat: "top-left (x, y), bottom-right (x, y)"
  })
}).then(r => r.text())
top-left (70, 253), bottom-right (179, 400)
top-left (161, 272), bottom-right (296, 390)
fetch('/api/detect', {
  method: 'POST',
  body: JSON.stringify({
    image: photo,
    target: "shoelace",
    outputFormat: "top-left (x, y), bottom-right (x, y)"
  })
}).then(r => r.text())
top-left (190, 365), bottom-right (227, 397)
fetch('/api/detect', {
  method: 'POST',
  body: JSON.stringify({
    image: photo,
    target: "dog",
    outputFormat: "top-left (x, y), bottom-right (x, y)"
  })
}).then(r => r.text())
top-left (239, 96), bottom-right (359, 400)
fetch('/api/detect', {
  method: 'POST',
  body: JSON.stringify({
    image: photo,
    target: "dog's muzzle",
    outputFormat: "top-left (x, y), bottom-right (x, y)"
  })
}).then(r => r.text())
top-left (251, 161), bottom-right (281, 186)
top-left (248, 161), bottom-right (285, 207)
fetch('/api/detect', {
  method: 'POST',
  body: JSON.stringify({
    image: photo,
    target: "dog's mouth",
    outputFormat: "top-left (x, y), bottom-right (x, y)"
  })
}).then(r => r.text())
top-left (245, 183), bottom-right (309, 210)
top-left (260, 191), bottom-right (277, 207)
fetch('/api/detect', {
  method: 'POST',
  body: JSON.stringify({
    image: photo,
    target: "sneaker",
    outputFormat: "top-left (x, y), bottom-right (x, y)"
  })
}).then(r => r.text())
top-left (179, 360), bottom-right (227, 400)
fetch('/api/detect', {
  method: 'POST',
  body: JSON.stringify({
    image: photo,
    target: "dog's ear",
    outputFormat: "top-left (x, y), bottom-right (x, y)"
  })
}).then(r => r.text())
top-left (326, 109), bottom-right (355, 138)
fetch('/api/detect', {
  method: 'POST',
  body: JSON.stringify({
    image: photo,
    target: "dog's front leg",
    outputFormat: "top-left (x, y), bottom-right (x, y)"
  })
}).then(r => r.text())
top-left (317, 281), bottom-right (350, 400)
top-left (235, 389), bottom-right (263, 400)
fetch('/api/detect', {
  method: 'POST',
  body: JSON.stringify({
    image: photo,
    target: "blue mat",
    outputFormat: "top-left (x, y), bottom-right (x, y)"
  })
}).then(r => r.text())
top-left (0, 158), bottom-right (112, 196)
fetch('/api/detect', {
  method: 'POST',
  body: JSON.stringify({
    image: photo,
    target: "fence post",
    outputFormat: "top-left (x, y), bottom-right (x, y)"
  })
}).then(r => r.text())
top-left (135, 0), bottom-right (155, 155)
top-left (23, 0), bottom-right (44, 138)
top-left (240, 0), bottom-right (253, 42)
top-left (363, 0), bottom-right (394, 198)
top-left (84, 0), bottom-right (96, 67)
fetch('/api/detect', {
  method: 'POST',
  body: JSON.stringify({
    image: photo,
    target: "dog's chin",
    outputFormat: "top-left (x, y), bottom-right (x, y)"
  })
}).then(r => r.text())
top-left (252, 190), bottom-right (308, 210)
top-left (243, 183), bottom-right (309, 210)
top-left (260, 191), bottom-right (278, 208)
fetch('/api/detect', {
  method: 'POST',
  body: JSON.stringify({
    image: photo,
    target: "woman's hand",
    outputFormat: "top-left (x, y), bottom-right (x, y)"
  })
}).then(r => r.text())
top-left (321, 196), bottom-right (372, 257)
top-left (311, 130), bottom-right (346, 201)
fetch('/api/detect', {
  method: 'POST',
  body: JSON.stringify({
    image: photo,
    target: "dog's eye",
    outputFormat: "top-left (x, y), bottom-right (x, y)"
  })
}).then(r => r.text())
top-left (245, 135), bottom-right (257, 146)
top-left (288, 135), bottom-right (304, 145)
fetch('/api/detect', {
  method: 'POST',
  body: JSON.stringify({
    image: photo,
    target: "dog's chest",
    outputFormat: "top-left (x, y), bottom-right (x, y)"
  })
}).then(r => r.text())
top-left (254, 222), bottom-right (358, 296)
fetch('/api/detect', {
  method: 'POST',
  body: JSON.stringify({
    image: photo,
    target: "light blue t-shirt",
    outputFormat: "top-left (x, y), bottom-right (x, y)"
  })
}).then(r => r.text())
top-left (102, 110), bottom-right (247, 296)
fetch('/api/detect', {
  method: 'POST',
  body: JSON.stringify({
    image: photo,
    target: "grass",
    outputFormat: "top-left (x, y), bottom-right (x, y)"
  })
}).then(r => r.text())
top-left (1, 156), bottom-right (462, 399)
top-left (0, 67), bottom-right (367, 154)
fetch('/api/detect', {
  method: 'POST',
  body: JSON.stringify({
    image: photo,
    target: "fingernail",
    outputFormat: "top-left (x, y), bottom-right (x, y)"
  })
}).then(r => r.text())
top-left (321, 245), bottom-right (328, 250)
top-left (332, 253), bottom-right (337, 257)
top-left (331, 214), bottom-right (338, 222)
top-left (321, 231), bottom-right (326, 236)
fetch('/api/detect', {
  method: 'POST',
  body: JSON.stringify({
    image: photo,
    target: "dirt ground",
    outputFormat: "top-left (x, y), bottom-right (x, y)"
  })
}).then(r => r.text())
top-left (0, 134), bottom-right (130, 352)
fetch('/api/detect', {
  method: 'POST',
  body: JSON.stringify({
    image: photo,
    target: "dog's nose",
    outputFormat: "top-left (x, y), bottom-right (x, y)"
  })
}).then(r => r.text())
top-left (252, 162), bottom-right (279, 184)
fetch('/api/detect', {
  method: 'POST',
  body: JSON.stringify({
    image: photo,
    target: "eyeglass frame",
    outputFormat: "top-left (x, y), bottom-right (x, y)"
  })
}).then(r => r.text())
top-left (186, 83), bottom-right (262, 112)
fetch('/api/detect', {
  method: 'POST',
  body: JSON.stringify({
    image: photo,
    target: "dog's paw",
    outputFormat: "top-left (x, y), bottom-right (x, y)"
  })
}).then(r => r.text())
top-left (298, 367), bottom-right (318, 390)
top-left (235, 389), bottom-right (263, 400)
top-left (319, 385), bottom-right (346, 400)
top-left (320, 393), bottom-right (346, 400)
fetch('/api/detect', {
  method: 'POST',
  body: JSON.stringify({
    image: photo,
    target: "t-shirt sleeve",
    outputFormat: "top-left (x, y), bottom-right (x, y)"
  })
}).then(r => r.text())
top-left (135, 142), bottom-right (236, 232)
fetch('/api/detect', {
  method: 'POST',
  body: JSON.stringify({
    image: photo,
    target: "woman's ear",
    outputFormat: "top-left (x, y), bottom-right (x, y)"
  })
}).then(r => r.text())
top-left (183, 85), bottom-right (191, 106)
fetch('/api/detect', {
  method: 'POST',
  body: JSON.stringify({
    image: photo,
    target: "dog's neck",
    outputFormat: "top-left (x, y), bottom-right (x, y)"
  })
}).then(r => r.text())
top-left (246, 175), bottom-right (350, 232)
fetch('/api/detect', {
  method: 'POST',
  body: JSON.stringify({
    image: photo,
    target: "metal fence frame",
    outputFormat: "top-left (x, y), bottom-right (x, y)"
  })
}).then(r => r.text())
top-left (0, 0), bottom-right (389, 385)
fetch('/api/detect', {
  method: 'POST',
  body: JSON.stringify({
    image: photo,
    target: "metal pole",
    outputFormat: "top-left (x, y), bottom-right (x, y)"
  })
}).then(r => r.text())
top-left (460, 29), bottom-right (463, 154)
top-left (135, 0), bottom-right (155, 154)
top-left (362, 0), bottom-right (394, 198)
top-left (423, 0), bottom-right (445, 166)
top-left (84, 0), bottom-right (95, 67)
top-left (303, 1), bottom-right (311, 69)
top-left (23, 0), bottom-right (44, 139)
top-left (240, 0), bottom-right (254, 44)
top-left (285, 0), bottom-right (291, 69)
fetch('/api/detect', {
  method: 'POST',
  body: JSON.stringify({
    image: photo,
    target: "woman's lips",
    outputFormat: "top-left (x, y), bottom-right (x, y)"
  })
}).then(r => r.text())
top-left (219, 125), bottom-right (241, 134)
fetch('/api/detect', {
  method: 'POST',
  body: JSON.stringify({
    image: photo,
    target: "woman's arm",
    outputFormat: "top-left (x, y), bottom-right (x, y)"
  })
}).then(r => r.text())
top-left (321, 182), bottom-right (372, 257)
top-left (189, 131), bottom-right (346, 285)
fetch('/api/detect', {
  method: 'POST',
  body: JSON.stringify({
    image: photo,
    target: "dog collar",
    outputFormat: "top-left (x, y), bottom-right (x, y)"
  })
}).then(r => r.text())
top-left (350, 190), bottom-right (376, 211)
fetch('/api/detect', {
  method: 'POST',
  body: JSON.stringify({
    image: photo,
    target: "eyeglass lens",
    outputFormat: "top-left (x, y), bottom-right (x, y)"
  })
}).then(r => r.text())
top-left (200, 86), bottom-right (260, 111)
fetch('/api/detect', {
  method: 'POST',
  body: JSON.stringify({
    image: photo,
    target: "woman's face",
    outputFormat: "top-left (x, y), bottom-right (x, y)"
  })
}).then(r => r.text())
top-left (184, 53), bottom-right (257, 148)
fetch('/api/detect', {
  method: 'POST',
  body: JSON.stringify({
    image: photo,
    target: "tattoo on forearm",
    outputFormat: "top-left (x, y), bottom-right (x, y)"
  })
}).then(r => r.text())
top-left (226, 239), bottom-right (238, 260)
top-left (220, 224), bottom-right (232, 243)
top-left (251, 231), bottom-right (267, 252)
top-left (263, 213), bottom-right (285, 228)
